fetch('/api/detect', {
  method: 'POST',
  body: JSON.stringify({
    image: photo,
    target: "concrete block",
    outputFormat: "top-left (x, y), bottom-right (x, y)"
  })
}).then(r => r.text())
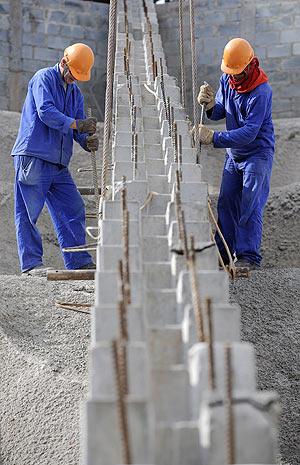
top-left (97, 244), bottom-right (141, 271)
top-left (182, 303), bottom-right (241, 347)
top-left (90, 342), bottom-right (148, 398)
top-left (143, 129), bottom-right (161, 144)
top-left (100, 219), bottom-right (140, 246)
top-left (189, 342), bottom-right (256, 415)
top-left (166, 201), bottom-right (208, 225)
top-left (141, 193), bottom-right (171, 215)
top-left (144, 262), bottom-right (172, 289)
top-left (113, 180), bottom-right (148, 203)
top-left (145, 289), bottom-right (177, 326)
top-left (113, 161), bottom-right (147, 181)
top-left (145, 158), bottom-right (166, 175)
top-left (116, 116), bottom-right (143, 132)
top-left (177, 270), bottom-right (229, 307)
top-left (83, 400), bottom-right (150, 465)
top-left (168, 220), bottom-right (211, 247)
top-left (171, 243), bottom-right (218, 277)
top-left (198, 391), bottom-right (279, 465)
top-left (144, 143), bottom-right (163, 159)
top-left (147, 326), bottom-right (183, 366)
top-left (114, 131), bottom-right (143, 147)
top-left (102, 200), bottom-right (140, 220)
top-left (168, 163), bottom-right (202, 184)
top-left (143, 236), bottom-right (169, 262)
top-left (166, 147), bottom-right (198, 165)
top-left (91, 304), bottom-right (145, 343)
top-left (148, 175), bottom-right (169, 194)
top-left (113, 144), bottom-right (145, 163)
top-left (281, 28), bottom-right (300, 43)
top-left (151, 367), bottom-right (190, 422)
top-left (143, 116), bottom-right (159, 130)
top-left (171, 182), bottom-right (208, 203)
top-left (142, 215), bottom-right (166, 236)
top-left (154, 422), bottom-right (201, 465)
top-left (95, 271), bottom-right (142, 305)
top-left (142, 105), bottom-right (159, 117)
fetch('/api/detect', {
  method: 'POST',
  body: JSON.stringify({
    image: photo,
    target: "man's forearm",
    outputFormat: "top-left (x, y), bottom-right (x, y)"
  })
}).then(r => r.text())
top-left (70, 120), bottom-right (76, 129)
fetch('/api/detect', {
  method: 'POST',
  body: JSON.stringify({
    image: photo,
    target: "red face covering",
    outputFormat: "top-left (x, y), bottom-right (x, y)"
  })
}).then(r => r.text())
top-left (229, 57), bottom-right (268, 93)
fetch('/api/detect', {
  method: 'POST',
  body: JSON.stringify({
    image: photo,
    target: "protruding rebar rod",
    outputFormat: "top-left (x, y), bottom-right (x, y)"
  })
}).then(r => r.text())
top-left (178, 0), bottom-right (186, 107)
top-left (188, 0), bottom-right (200, 164)
top-left (87, 107), bottom-right (100, 215)
top-left (112, 339), bottom-right (131, 464)
top-left (206, 297), bottom-right (216, 390)
top-left (180, 209), bottom-right (189, 260)
top-left (102, 0), bottom-right (118, 204)
top-left (178, 133), bottom-right (183, 180)
top-left (225, 344), bottom-right (235, 465)
top-left (188, 235), bottom-right (205, 342)
top-left (159, 58), bottom-right (169, 122)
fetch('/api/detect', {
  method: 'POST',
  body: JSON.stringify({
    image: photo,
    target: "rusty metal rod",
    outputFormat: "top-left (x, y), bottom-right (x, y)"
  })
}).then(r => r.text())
top-left (188, 235), bottom-right (205, 342)
top-left (225, 344), bottom-right (235, 465)
top-left (206, 297), bottom-right (216, 390)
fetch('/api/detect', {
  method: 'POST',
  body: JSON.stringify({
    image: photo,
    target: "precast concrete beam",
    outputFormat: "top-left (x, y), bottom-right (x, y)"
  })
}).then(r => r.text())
top-left (141, 193), bottom-right (171, 216)
top-left (145, 158), bottom-right (166, 175)
top-left (143, 236), bottom-right (169, 262)
top-left (97, 245), bottom-right (141, 272)
top-left (102, 200), bottom-right (140, 221)
top-left (171, 182), bottom-right (208, 203)
top-left (143, 116), bottom-right (160, 130)
top-left (145, 289), bottom-right (177, 326)
top-left (91, 304), bottom-right (145, 344)
top-left (100, 219), bottom-right (140, 246)
top-left (142, 215), bottom-right (167, 236)
top-left (168, 220), bottom-right (211, 247)
top-left (181, 303), bottom-right (241, 347)
top-left (113, 145), bottom-right (145, 163)
top-left (113, 161), bottom-right (147, 182)
top-left (90, 342), bottom-right (148, 399)
top-left (166, 201), bottom-right (208, 225)
top-left (147, 326), bottom-right (183, 366)
top-left (95, 271), bottom-right (142, 305)
top-left (147, 175), bottom-right (170, 194)
top-left (198, 391), bottom-right (279, 465)
top-left (176, 270), bottom-right (229, 308)
top-left (168, 163), bottom-right (202, 184)
top-left (113, 180), bottom-right (148, 203)
top-left (189, 342), bottom-right (256, 417)
top-left (171, 244), bottom-right (219, 278)
top-left (144, 262), bottom-right (173, 290)
top-left (144, 144), bottom-right (163, 159)
top-left (83, 400), bottom-right (150, 465)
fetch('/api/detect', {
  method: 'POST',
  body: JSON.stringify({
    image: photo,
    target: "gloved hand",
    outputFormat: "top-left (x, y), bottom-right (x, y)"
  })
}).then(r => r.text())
top-left (86, 134), bottom-right (99, 152)
top-left (199, 124), bottom-right (214, 145)
top-left (76, 117), bottom-right (97, 134)
top-left (197, 83), bottom-right (215, 111)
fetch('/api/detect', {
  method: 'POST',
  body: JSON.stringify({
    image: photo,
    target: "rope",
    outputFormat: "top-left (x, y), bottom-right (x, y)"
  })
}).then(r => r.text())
top-left (207, 198), bottom-right (236, 278)
top-left (178, 0), bottom-right (186, 108)
top-left (87, 107), bottom-right (100, 215)
top-left (101, 0), bottom-right (117, 204)
top-left (189, 0), bottom-right (200, 164)
top-left (225, 344), bottom-right (235, 465)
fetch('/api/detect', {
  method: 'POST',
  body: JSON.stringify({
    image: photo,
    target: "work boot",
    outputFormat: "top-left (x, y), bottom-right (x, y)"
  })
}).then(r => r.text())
top-left (22, 264), bottom-right (53, 277)
top-left (235, 259), bottom-right (259, 271)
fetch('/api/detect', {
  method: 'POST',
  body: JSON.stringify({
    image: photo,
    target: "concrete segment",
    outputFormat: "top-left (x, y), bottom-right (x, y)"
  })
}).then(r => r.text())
top-left (142, 215), bottom-right (166, 236)
top-left (97, 245), bottom-right (141, 272)
top-left (144, 262), bottom-right (173, 290)
top-left (100, 219), bottom-right (140, 246)
top-left (143, 236), bottom-right (169, 262)
top-left (166, 201), bottom-right (208, 225)
top-left (95, 271), bottom-right (142, 306)
top-left (176, 270), bottom-right (229, 307)
top-left (171, 182), bottom-right (208, 203)
top-left (145, 289), bottom-right (178, 326)
top-left (168, 220), bottom-right (211, 247)
top-left (147, 326), bottom-right (183, 366)
top-left (102, 200), bottom-right (140, 221)
top-left (113, 180), bottom-right (148, 203)
top-left (171, 243), bottom-right (219, 277)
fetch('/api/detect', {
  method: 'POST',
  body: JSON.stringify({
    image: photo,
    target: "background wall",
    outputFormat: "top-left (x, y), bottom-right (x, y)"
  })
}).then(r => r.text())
top-left (156, 0), bottom-right (300, 119)
top-left (0, 0), bottom-right (109, 120)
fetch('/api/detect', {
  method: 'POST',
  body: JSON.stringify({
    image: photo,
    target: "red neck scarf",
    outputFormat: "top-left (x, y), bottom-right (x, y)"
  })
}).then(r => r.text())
top-left (229, 57), bottom-right (268, 93)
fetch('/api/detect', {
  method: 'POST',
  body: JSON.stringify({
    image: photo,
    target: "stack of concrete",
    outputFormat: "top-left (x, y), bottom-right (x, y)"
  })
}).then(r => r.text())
top-left (82, 1), bottom-right (280, 464)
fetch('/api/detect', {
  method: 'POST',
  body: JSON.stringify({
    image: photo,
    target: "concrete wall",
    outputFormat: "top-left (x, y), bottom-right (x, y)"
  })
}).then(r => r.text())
top-left (156, 0), bottom-right (300, 119)
top-left (0, 0), bottom-right (109, 120)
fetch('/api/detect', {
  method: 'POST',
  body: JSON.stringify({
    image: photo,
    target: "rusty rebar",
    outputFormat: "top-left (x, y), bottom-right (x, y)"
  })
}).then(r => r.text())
top-left (159, 58), bottom-right (169, 123)
top-left (206, 297), bottom-right (216, 390)
top-left (112, 339), bottom-right (131, 464)
top-left (225, 344), bottom-right (235, 464)
top-left (180, 209), bottom-right (189, 260)
top-left (188, 235), bottom-right (205, 342)
top-left (133, 133), bottom-right (138, 180)
top-left (178, 133), bottom-right (183, 180)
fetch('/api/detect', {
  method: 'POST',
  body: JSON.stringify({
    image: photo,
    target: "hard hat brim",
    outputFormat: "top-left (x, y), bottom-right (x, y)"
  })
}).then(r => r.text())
top-left (221, 59), bottom-right (247, 75)
top-left (68, 65), bottom-right (91, 82)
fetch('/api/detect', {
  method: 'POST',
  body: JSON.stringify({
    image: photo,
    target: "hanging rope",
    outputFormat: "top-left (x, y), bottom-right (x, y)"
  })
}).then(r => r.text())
top-left (189, 0), bottom-right (200, 164)
top-left (87, 107), bottom-right (100, 215)
top-left (101, 0), bottom-right (118, 205)
top-left (178, 0), bottom-right (186, 108)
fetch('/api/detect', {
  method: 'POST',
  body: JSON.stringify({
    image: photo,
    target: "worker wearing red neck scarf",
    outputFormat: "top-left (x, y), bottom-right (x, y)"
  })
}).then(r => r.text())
top-left (197, 38), bottom-right (275, 271)
top-left (229, 57), bottom-right (269, 93)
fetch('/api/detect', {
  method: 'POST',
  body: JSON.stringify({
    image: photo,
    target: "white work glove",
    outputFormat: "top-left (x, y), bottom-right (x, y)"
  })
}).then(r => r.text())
top-left (197, 83), bottom-right (215, 111)
top-left (199, 124), bottom-right (214, 145)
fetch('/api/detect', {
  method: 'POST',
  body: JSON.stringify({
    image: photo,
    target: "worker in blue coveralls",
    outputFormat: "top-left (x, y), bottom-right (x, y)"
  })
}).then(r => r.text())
top-left (198, 38), bottom-right (274, 270)
top-left (11, 43), bottom-right (99, 275)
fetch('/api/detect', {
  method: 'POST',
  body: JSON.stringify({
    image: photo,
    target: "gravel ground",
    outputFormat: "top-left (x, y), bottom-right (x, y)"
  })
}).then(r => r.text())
top-left (0, 276), bottom-right (93, 465)
top-left (230, 268), bottom-right (300, 465)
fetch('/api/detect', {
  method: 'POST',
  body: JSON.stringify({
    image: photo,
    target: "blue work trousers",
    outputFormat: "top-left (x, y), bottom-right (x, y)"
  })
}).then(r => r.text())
top-left (14, 155), bottom-right (93, 272)
top-left (216, 154), bottom-right (273, 266)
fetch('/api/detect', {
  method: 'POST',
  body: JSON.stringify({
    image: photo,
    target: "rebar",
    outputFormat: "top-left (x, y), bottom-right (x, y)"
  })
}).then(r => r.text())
top-left (178, 134), bottom-right (183, 180)
top-left (159, 58), bottom-right (169, 123)
top-left (102, 0), bottom-right (117, 203)
top-left (225, 344), bottom-right (235, 465)
top-left (206, 297), bottom-right (216, 390)
top-left (178, 0), bottom-right (186, 107)
top-left (188, 235), bottom-right (205, 342)
top-left (87, 107), bottom-right (100, 215)
top-left (112, 340), bottom-right (131, 464)
top-left (133, 133), bottom-right (138, 180)
top-left (189, 0), bottom-right (200, 164)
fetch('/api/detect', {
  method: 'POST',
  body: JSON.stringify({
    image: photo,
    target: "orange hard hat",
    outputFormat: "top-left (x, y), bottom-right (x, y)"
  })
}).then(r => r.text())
top-left (64, 43), bottom-right (95, 81)
top-left (221, 38), bottom-right (254, 75)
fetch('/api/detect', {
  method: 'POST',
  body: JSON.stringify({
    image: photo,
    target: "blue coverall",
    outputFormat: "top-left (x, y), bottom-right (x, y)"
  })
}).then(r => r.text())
top-left (208, 74), bottom-right (275, 266)
top-left (11, 64), bottom-right (93, 272)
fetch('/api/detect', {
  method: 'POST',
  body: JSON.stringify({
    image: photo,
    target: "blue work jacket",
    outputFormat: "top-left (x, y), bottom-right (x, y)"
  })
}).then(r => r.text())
top-left (11, 64), bottom-right (89, 166)
top-left (208, 74), bottom-right (275, 161)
